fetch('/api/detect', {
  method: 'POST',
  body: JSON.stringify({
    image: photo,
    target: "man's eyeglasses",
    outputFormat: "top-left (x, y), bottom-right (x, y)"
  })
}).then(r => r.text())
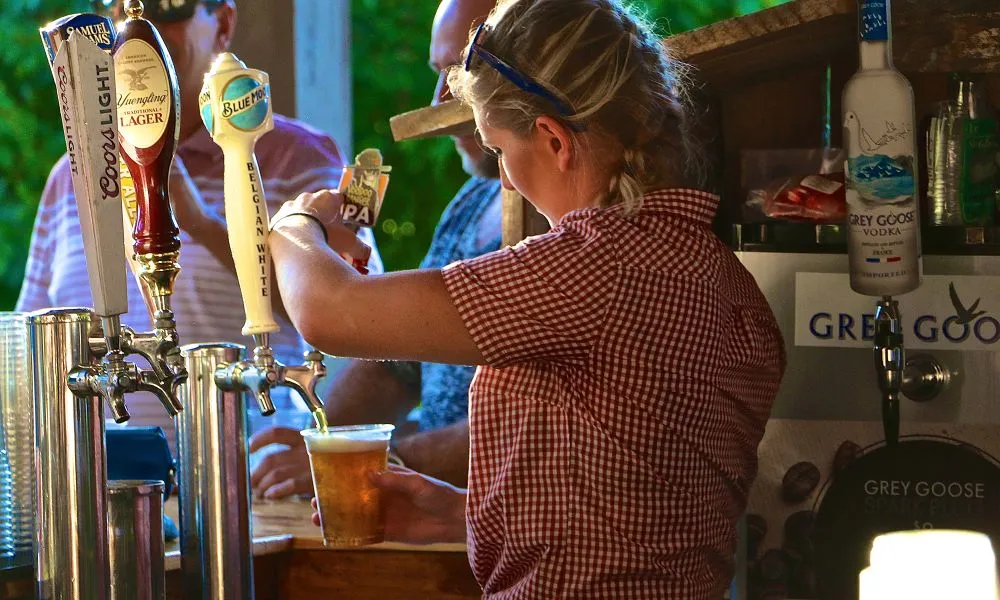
top-left (90, 0), bottom-right (225, 23)
top-left (464, 22), bottom-right (583, 129)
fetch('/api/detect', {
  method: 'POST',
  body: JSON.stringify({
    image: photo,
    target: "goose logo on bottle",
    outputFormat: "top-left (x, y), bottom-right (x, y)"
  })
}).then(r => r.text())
top-left (114, 38), bottom-right (170, 148)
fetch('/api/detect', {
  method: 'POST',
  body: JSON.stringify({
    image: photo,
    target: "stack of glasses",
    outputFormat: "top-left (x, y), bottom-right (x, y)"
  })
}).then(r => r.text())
top-left (0, 312), bottom-right (33, 558)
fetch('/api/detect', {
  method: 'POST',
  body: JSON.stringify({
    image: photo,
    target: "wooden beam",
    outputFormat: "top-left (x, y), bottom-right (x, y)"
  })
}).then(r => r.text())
top-left (668, 0), bottom-right (853, 89)
top-left (668, 0), bottom-right (1000, 89)
top-left (893, 0), bottom-right (1000, 73)
top-left (389, 100), bottom-right (475, 142)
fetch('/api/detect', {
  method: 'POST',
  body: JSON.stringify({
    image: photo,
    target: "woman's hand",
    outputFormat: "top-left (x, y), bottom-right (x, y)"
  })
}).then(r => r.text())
top-left (271, 190), bottom-right (372, 267)
top-left (310, 464), bottom-right (468, 545)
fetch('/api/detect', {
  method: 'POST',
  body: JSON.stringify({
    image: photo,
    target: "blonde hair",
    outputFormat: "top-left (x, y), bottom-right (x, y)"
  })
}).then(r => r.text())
top-left (448, 0), bottom-right (704, 213)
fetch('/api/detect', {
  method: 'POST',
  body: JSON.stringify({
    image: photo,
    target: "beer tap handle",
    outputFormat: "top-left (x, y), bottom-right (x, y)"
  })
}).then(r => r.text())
top-left (200, 52), bottom-right (279, 339)
top-left (874, 297), bottom-right (904, 446)
top-left (112, 0), bottom-right (182, 260)
top-left (39, 21), bottom-right (129, 340)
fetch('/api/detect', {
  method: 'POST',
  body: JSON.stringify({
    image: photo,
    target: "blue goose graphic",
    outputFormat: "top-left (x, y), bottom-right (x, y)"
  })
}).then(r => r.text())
top-left (844, 111), bottom-right (915, 205)
top-left (949, 282), bottom-right (987, 325)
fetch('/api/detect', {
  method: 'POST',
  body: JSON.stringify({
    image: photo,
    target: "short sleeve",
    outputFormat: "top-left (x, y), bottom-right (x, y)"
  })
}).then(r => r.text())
top-left (16, 157), bottom-right (68, 312)
top-left (441, 224), bottom-right (615, 368)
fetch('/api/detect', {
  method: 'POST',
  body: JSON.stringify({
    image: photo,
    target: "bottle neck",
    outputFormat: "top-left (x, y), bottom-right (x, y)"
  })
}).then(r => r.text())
top-left (858, 0), bottom-right (893, 71)
top-left (859, 40), bottom-right (892, 71)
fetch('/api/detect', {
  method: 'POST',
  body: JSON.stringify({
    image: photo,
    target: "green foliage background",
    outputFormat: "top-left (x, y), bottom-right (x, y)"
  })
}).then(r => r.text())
top-left (0, 0), bottom-right (787, 310)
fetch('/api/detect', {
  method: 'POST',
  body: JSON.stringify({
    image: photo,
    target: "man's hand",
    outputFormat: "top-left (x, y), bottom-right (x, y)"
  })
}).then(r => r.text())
top-left (249, 426), bottom-right (313, 499)
top-left (310, 464), bottom-right (467, 545)
top-left (169, 156), bottom-right (216, 235)
top-left (166, 156), bottom-right (239, 274)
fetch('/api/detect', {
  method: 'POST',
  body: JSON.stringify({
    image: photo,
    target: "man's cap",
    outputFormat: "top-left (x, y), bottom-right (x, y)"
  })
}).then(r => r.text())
top-left (90, 0), bottom-right (227, 23)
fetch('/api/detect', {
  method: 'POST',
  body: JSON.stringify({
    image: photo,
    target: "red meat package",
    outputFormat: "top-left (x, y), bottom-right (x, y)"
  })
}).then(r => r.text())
top-left (751, 172), bottom-right (846, 223)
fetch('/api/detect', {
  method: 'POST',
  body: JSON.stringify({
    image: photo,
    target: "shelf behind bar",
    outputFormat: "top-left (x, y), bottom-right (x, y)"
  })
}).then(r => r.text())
top-left (732, 223), bottom-right (1000, 256)
top-left (0, 552), bottom-right (30, 580)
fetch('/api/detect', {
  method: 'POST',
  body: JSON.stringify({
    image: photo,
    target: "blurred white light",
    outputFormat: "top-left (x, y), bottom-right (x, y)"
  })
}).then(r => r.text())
top-left (860, 530), bottom-right (999, 600)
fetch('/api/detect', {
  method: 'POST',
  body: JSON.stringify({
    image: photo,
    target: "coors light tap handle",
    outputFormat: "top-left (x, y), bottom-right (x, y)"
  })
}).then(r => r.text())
top-left (39, 14), bottom-right (137, 421)
top-left (39, 16), bottom-right (127, 335)
top-left (201, 52), bottom-right (326, 419)
top-left (112, 0), bottom-right (182, 313)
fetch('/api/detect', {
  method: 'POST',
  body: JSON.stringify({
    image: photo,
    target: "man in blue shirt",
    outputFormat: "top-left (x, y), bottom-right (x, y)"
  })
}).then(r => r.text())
top-left (250, 0), bottom-right (500, 493)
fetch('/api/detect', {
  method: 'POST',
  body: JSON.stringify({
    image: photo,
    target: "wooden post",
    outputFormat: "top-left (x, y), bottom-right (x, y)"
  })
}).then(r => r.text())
top-left (501, 189), bottom-right (549, 246)
top-left (229, 0), bottom-right (353, 151)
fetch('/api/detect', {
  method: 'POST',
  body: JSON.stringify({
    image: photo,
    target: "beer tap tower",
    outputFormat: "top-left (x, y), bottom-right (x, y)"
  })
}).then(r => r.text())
top-left (34, 3), bottom-right (186, 598)
top-left (176, 52), bottom-right (326, 600)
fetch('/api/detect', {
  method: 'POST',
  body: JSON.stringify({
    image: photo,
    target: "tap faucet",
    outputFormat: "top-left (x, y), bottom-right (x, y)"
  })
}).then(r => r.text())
top-left (873, 297), bottom-right (904, 446)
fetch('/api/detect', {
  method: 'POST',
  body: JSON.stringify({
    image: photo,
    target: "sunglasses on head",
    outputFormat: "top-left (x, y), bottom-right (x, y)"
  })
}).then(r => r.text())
top-left (464, 22), bottom-right (584, 131)
top-left (90, 0), bottom-right (224, 23)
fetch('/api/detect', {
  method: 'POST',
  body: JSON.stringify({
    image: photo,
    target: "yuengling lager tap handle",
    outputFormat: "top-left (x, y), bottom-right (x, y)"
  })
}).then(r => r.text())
top-left (112, 0), bottom-right (182, 258)
top-left (874, 297), bottom-right (903, 446)
top-left (200, 52), bottom-right (279, 338)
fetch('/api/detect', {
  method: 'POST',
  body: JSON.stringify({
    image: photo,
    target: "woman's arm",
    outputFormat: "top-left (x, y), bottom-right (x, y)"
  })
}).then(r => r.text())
top-left (268, 191), bottom-right (484, 366)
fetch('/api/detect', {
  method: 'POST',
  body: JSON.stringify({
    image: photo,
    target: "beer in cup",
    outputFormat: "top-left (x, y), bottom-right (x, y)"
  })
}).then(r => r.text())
top-left (302, 424), bottom-right (394, 547)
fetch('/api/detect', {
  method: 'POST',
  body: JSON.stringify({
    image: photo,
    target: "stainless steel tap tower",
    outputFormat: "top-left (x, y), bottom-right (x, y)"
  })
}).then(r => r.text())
top-left (35, 5), bottom-right (186, 599)
top-left (177, 52), bottom-right (327, 600)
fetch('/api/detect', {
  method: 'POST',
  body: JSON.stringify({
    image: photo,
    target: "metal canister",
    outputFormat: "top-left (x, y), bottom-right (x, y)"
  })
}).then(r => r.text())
top-left (107, 480), bottom-right (165, 600)
top-left (29, 308), bottom-right (108, 600)
top-left (177, 343), bottom-right (254, 600)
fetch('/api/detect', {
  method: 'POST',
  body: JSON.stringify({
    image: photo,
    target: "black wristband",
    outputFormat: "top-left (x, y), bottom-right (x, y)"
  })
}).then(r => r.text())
top-left (270, 211), bottom-right (329, 243)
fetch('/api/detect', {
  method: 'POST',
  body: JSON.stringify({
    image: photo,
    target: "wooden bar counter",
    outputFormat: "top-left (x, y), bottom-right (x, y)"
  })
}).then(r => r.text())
top-left (0, 498), bottom-right (480, 600)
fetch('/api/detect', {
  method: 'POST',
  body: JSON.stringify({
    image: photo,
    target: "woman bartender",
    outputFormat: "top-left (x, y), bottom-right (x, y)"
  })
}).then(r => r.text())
top-left (269, 0), bottom-right (787, 597)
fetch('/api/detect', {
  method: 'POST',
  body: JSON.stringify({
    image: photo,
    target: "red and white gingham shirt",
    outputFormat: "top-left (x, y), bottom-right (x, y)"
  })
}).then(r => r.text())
top-left (442, 188), bottom-right (786, 599)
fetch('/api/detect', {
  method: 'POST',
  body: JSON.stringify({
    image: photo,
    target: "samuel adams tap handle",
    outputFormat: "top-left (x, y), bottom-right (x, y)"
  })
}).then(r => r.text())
top-left (112, 0), bottom-right (181, 257)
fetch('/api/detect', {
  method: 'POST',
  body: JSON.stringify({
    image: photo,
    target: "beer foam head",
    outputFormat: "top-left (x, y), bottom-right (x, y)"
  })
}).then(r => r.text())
top-left (301, 424), bottom-right (394, 453)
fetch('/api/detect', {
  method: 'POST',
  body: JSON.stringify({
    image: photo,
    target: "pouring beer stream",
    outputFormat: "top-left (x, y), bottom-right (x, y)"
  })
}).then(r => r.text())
top-left (198, 52), bottom-right (327, 426)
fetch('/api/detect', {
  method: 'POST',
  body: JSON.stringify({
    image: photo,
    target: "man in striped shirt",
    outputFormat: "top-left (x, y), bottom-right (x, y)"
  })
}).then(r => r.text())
top-left (18, 0), bottom-right (382, 448)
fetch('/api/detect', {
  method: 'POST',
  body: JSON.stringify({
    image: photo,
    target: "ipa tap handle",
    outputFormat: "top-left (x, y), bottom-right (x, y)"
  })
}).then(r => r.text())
top-left (112, 0), bottom-right (182, 259)
top-left (200, 52), bottom-right (279, 338)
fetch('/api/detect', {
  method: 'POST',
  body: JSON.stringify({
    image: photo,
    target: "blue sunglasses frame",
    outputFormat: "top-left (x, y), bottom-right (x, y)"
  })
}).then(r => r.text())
top-left (464, 22), bottom-right (583, 128)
